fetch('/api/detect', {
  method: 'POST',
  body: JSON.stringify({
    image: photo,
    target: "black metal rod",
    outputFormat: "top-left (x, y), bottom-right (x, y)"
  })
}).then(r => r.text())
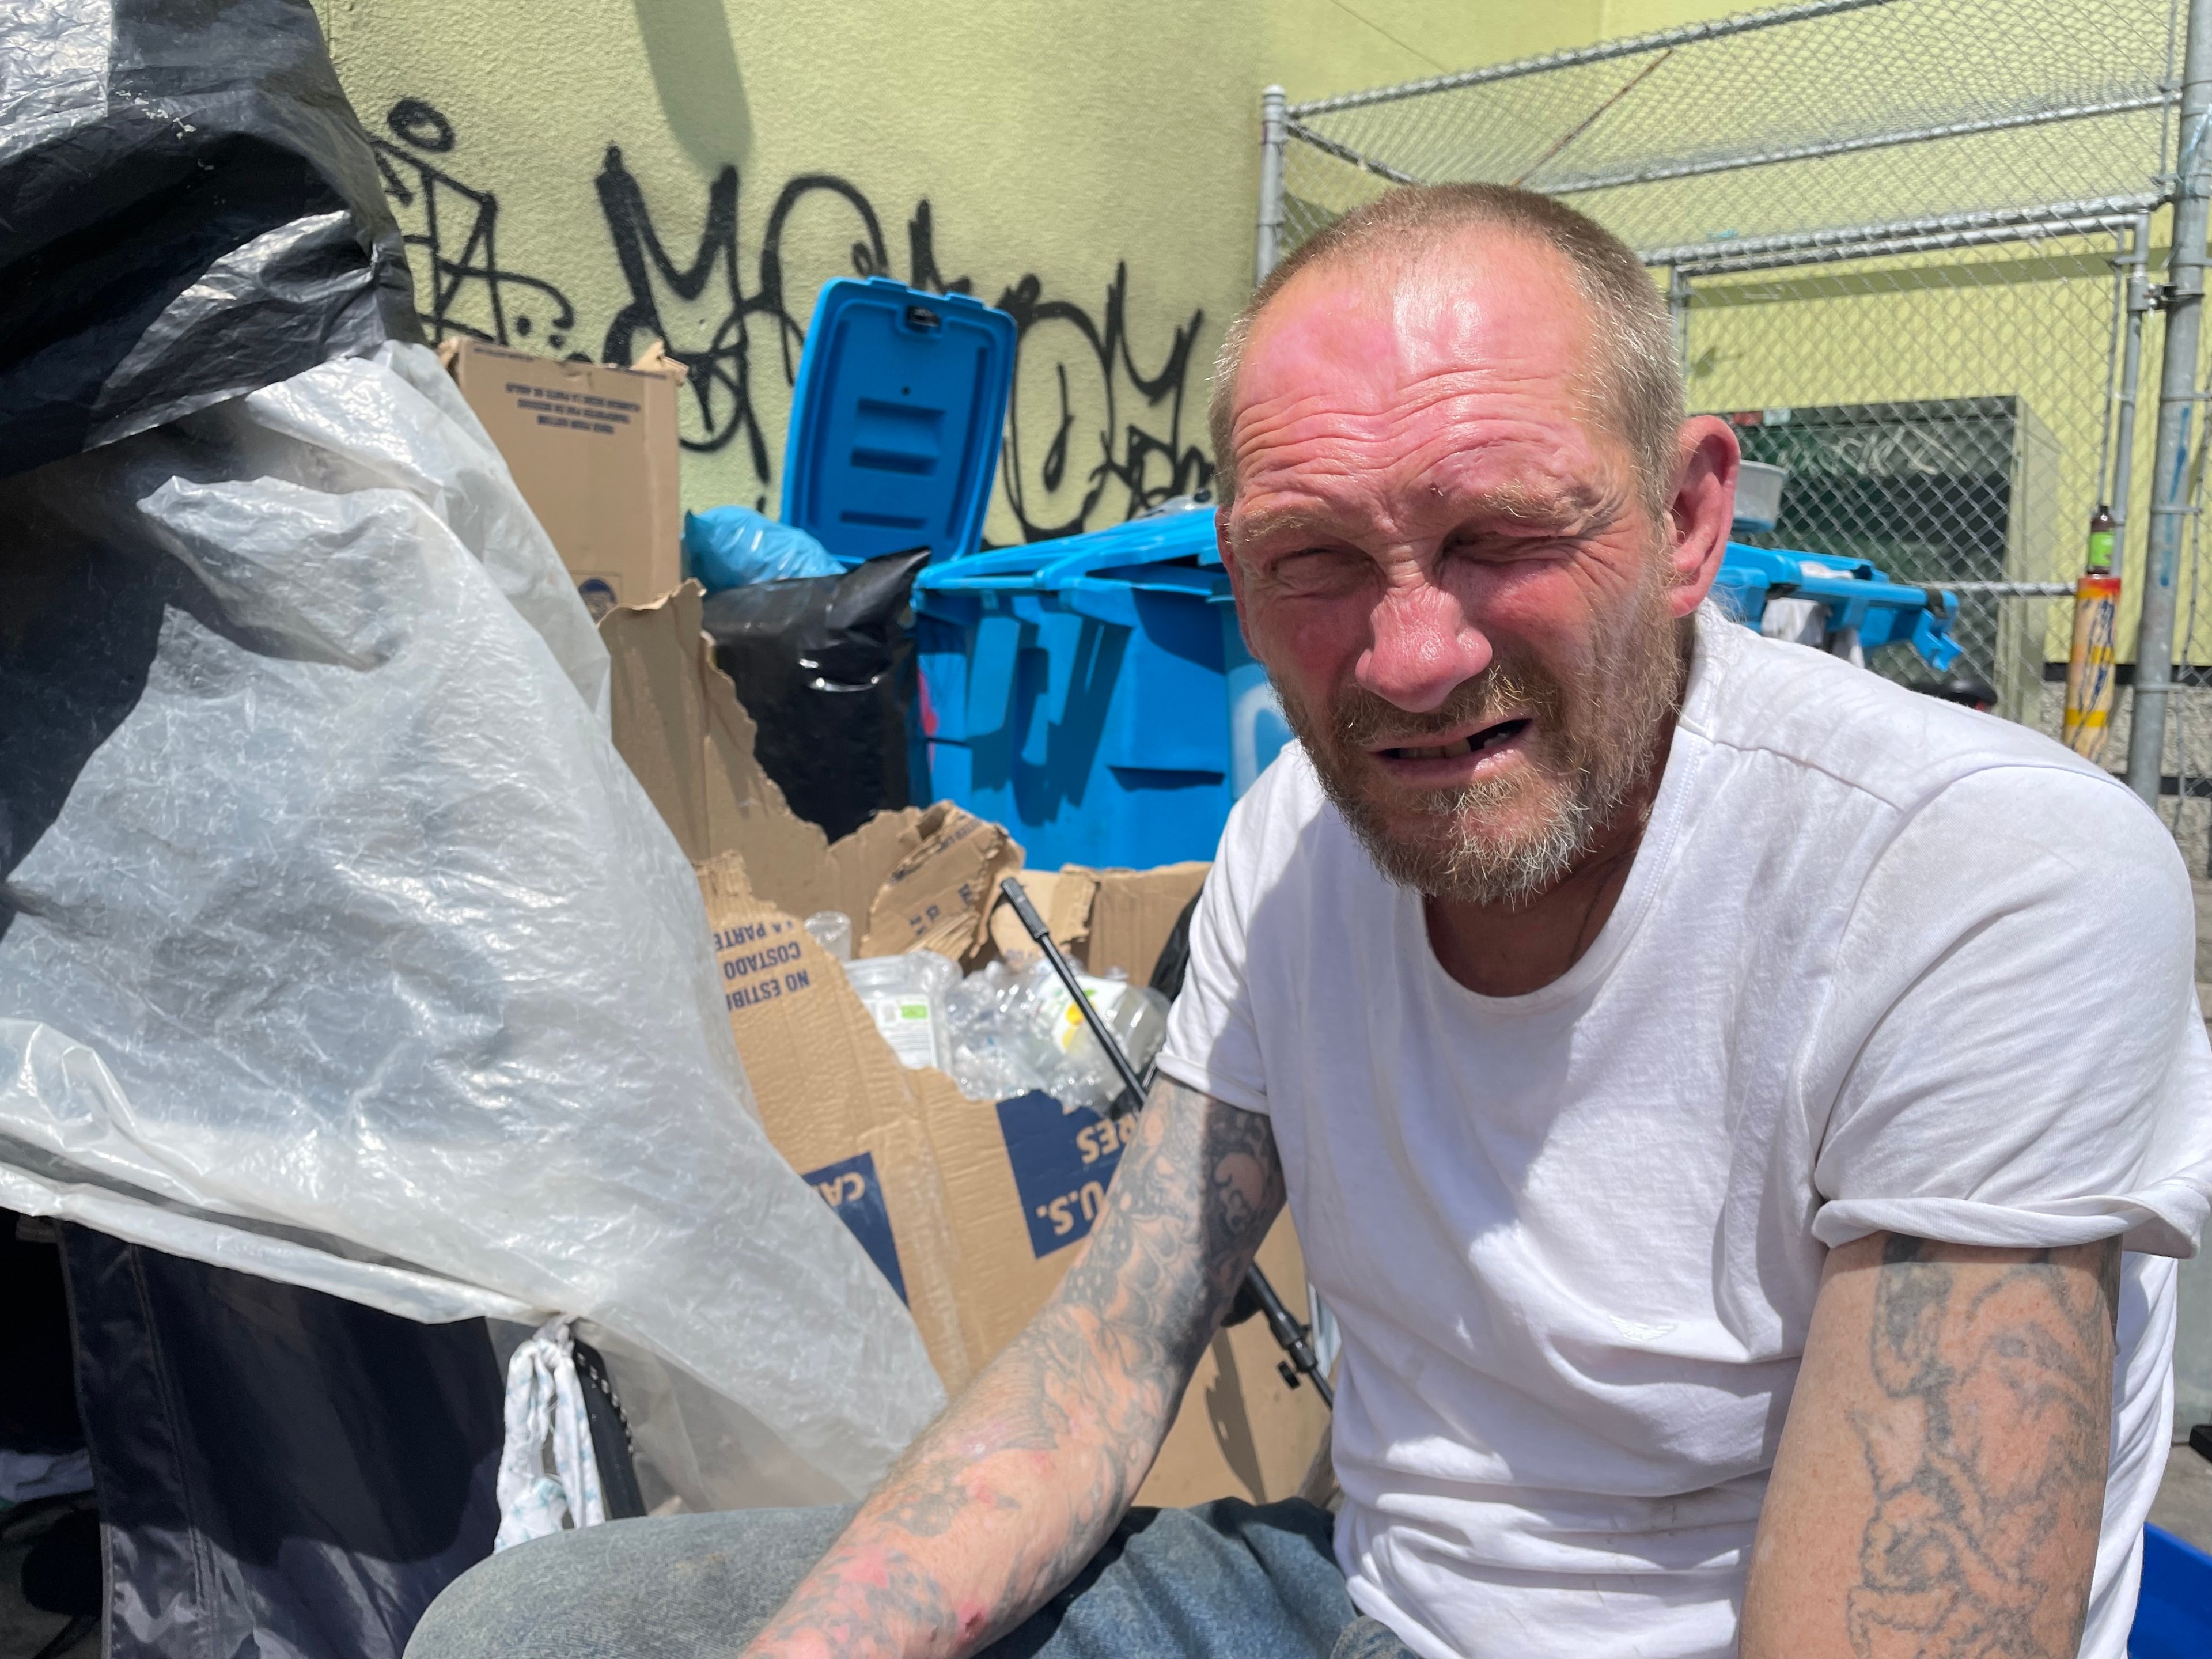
top-left (997, 878), bottom-right (1333, 1410)
top-left (999, 879), bottom-right (1147, 1108)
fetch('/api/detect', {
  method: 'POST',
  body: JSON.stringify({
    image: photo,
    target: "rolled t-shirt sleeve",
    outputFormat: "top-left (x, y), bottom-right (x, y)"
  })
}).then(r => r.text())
top-left (1810, 764), bottom-right (2212, 1258)
top-left (1156, 760), bottom-right (1289, 1117)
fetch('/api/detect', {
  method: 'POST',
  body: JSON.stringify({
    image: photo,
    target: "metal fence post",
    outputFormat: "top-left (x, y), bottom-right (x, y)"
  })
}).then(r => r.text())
top-left (1256, 85), bottom-right (1288, 284)
top-left (2111, 211), bottom-right (2153, 552)
top-left (1667, 265), bottom-right (1693, 375)
top-left (2126, 0), bottom-right (2212, 804)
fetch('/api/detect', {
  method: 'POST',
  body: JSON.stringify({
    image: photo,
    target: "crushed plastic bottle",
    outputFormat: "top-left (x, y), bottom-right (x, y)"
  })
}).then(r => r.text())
top-left (942, 959), bottom-right (1168, 1109)
top-left (1024, 964), bottom-right (1170, 1111)
top-left (842, 951), bottom-right (959, 1071)
top-left (944, 961), bottom-right (1065, 1103)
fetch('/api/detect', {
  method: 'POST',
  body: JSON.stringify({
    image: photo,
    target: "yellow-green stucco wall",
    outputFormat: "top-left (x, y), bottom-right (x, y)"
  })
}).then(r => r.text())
top-left (321, 1), bottom-right (2196, 660)
top-left (320, 0), bottom-right (1733, 546)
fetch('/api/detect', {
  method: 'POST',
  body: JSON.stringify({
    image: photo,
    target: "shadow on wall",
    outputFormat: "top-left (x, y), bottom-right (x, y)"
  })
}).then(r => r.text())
top-left (631, 0), bottom-right (754, 173)
top-left (370, 100), bottom-right (1212, 540)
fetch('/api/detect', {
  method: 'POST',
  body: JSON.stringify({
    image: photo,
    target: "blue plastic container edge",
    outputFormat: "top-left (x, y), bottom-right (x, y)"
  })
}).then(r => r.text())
top-left (780, 276), bottom-right (1016, 566)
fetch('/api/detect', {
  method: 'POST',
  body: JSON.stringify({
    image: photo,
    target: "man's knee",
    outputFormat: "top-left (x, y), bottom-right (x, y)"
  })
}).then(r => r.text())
top-left (406, 1505), bottom-right (856, 1659)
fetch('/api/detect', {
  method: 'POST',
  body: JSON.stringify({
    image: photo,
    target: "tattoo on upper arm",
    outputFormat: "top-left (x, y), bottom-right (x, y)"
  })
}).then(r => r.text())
top-left (1846, 1234), bottom-right (2119, 1659)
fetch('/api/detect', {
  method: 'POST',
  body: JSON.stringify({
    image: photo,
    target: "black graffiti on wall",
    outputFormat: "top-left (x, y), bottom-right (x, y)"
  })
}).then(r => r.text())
top-left (994, 266), bottom-right (1211, 538)
top-left (371, 100), bottom-right (580, 352)
top-left (374, 101), bottom-right (1211, 538)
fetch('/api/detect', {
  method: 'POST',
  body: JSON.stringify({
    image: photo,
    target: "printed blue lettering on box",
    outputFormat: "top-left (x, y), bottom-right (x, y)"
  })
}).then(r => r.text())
top-left (800, 1150), bottom-right (907, 1305)
top-left (995, 1090), bottom-right (1135, 1258)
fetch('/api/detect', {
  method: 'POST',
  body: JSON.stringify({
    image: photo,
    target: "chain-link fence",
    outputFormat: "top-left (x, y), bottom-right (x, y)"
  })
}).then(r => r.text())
top-left (1265, 0), bottom-right (2212, 865)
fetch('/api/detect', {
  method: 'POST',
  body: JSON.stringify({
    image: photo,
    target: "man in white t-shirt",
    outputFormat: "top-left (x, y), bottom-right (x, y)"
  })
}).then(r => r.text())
top-left (412, 185), bottom-right (2211, 1659)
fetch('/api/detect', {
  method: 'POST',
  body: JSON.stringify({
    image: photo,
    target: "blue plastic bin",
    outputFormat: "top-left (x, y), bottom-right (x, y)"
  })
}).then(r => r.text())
top-left (913, 506), bottom-right (1270, 868)
top-left (2130, 1522), bottom-right (2212, 1658)
top-left (780, 278), bottom-right (1016, 566)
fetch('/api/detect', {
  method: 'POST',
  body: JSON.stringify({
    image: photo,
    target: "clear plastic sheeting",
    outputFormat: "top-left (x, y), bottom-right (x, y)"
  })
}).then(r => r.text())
top-left (0, 343), bottom-right (944, 1507)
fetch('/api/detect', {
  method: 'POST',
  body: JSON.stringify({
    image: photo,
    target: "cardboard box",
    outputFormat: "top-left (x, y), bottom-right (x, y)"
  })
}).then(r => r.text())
top-left (441, 337), bottom-right (684, 616)
top-left (991, 862), bottom-right (1210, 978)
top-left (600, 592), bottom-right (1328, 1507)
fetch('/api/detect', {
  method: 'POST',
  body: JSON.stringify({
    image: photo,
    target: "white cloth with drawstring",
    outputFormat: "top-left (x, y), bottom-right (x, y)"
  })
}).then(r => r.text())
top-left (494, 1317), bottom-right (607, 1551)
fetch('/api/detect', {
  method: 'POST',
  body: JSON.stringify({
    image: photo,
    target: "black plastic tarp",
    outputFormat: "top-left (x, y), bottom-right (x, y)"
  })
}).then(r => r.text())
top-left (0, 0), bottom-right (418, 483)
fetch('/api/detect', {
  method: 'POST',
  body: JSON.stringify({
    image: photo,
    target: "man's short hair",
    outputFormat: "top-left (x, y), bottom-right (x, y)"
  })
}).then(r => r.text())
top-left (1208, 183), bottom-right (1685, 512)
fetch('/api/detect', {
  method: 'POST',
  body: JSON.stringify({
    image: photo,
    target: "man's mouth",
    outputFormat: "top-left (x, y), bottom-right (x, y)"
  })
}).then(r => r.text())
top-left (1376, 718), bottom-right (1531, 763)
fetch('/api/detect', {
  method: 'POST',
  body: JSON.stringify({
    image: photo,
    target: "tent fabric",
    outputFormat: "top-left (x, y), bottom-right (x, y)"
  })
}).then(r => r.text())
top-left (62, 1223), bottom-right (504, 1659)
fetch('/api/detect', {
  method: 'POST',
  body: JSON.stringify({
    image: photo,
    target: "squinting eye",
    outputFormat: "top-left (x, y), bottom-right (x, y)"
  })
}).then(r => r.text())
top-left (1268, 548), bottom-right (1370, 594)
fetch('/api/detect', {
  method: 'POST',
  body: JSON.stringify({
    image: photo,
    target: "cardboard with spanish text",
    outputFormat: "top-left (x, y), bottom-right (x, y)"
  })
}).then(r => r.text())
top-left (696, 859), bottom-right (1327, 1506)
top-left (600, 591), bottom-right (1326, 1504)
top-left (441, 336), bottom-right (683, 615)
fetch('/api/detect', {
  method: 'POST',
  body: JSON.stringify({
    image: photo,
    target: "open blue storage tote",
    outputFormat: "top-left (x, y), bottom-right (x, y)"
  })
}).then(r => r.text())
top-left (912, 506), bottom-right (1289, 869)
top-left (781, 278), bottom-right (1015, 566)
top-left (2129, 1522), bottom-right (2212, 1658)
top-left (1713, 543), bottom-right (1961, 670)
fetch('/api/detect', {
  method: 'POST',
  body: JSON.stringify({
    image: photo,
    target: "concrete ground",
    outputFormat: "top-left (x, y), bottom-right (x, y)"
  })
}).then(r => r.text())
top-left (2152, 1442), bottom-right (2212, 1552)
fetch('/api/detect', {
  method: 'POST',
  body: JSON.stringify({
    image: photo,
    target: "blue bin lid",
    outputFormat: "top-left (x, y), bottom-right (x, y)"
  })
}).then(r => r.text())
top-left (781, 277), bottom-right (1016, 565)
top-left (914, 503), bottom-right (1221, 596)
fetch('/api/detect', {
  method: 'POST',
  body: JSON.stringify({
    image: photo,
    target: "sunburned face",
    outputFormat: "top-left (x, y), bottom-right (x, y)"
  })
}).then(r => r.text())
top-left (1219, 233), bottom-right (1730, 906)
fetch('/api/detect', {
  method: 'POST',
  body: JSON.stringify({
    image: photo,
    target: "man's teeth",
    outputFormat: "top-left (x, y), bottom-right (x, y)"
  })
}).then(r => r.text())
top-left (1395, 736), bottom-right (1476, 760)
top-left (1385, 722), bottom-right (1522, 761)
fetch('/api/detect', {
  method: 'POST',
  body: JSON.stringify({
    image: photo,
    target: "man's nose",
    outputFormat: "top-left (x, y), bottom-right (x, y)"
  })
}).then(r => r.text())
top-left (1354, 581), bottom-right (1492, 713)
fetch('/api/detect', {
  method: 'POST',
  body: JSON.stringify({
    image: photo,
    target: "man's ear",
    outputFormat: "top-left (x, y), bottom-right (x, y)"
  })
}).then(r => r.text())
top-left (1664, 416), bottom-right (1741, 619)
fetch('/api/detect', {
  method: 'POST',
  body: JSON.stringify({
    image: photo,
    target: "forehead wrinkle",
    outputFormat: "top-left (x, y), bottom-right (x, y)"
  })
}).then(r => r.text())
top-left (1228, 236), bottom-right (1630, 498)
top-left (1232, 387), bottom-right (1574, 493)
top-left (1413, 442), bottom-right (1629, 528)
top-left (1236, 391), bottom-right (1622, 532)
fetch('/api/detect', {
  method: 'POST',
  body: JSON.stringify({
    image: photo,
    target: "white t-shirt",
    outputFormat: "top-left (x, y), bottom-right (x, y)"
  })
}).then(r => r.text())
top-left (1158, 609), bottom-right (2212, 1659)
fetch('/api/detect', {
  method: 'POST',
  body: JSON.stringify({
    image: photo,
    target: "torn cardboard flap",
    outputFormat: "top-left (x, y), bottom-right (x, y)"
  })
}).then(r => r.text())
top-left (627, 338), bottom-right (691, 384)
top-left (984, 869), bottom-right (1087, 970)
top-left (600, 583), bottom-right (834, 880)
top-left (600, 591), bottom-right (1010, 956)
top-left (1061, 862), bottom-right (1210, 979)
top-left (859, 802), bottom-right (1024, 963)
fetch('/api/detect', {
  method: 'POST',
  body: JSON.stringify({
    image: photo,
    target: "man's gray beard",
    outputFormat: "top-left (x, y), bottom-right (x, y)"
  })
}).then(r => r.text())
top-left (1275, 582), bottom-right (1687, 909)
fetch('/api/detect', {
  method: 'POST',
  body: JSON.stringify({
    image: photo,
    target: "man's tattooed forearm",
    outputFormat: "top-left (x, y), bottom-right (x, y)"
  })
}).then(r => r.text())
top-left (1846, 1234), bottom-right (2118, 1659)
top-left (744, 1080), bottom-right (1284, 1659)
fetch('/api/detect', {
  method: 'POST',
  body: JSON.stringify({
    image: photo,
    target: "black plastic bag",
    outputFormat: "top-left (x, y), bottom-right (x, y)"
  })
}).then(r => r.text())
top-left (0, 0), bottom-right (417, 483)
top-left (703, 548), bottom-right (930, 840)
